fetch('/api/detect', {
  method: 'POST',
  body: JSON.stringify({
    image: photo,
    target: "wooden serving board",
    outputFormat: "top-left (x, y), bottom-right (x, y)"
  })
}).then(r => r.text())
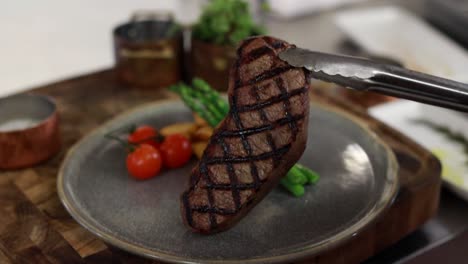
top-left (0, 69), bottom-right (441, 264)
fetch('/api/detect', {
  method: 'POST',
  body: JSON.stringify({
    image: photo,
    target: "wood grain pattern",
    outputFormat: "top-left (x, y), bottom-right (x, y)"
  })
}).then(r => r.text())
top-left (0, 69), bottom-right (441, 263)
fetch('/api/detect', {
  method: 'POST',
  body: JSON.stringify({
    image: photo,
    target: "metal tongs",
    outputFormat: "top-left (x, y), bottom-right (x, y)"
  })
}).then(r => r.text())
top-left (279, 47), bottom-right (468, 112)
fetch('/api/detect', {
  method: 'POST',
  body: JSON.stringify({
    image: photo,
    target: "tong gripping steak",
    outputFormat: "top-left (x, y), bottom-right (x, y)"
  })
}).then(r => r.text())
top-left (181, 36), bottom-right (310, 234)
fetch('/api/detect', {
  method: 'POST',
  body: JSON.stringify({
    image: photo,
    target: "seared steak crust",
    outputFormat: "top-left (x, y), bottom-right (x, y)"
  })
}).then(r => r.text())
top-left (181, 36), bottom-right (310, 234)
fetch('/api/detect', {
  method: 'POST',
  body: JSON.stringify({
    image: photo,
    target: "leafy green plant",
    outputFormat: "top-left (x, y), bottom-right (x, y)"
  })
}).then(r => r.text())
top-left (192, 0), bottom-right (266, 46)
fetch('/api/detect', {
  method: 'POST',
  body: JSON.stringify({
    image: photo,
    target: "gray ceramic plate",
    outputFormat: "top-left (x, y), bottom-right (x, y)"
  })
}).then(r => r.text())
top-left (58, 100), bottom-right (398, 263)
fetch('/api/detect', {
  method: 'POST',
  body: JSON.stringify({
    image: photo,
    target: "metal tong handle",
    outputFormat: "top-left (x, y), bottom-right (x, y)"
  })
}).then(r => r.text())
top-left (365, 65), bottom-right (468, 112)
top-left (310, 58), bottom-right (468, 112)
top-left (280, 48), bottom-right (468, 112)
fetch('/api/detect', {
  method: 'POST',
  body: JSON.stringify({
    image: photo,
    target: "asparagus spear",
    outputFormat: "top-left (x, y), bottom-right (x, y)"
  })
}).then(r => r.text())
top-left (295, 163), bottom-right (320, 184)
top-left (287, 166), bottom-right (308, 185)
top-left (170, 83), bottom-right (219, 127)
top-left (192, 78), bottom-right (229, 115)
top-left (280, 178), bottom-right (305, 197)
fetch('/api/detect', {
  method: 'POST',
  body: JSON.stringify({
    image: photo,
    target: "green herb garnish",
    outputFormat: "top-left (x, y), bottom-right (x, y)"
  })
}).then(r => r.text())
top-left (192, 0), bottom-right (266, 46)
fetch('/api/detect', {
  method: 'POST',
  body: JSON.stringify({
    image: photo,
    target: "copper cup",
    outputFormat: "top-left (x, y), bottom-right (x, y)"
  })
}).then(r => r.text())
top-left (0, 94), bottom-right (60, 169)
top-left (190, 38), bottom-right (236, 91)
top-left (114, 12), bottom-right (183, 89)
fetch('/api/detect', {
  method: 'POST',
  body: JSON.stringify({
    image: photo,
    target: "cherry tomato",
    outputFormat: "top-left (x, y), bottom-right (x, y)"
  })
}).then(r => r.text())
top-left (126, 144), bottom-right (162, 180)
top-left (128, 125), bottom-right (160, 149)
top-left (160, 134), bottom-right (192, 169)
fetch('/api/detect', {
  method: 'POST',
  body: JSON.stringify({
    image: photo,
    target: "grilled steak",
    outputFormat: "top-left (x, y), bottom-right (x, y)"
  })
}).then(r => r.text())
top-left (181, 36), bottom-right (310, 234)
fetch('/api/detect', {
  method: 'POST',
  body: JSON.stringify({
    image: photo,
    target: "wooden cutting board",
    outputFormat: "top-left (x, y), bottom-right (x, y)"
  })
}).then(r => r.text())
top-left (0, 69), bottom-right (441, 264)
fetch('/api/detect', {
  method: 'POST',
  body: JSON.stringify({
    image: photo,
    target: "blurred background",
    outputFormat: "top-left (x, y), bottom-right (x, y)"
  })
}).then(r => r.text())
top-left (0, 1), bottom-right (196, 96)
top-left (0, 0), bottom-right (431, 97)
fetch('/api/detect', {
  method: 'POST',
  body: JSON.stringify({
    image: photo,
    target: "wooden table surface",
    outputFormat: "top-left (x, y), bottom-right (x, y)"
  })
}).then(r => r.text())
top-left (0, 69), bottom-right (441, 264)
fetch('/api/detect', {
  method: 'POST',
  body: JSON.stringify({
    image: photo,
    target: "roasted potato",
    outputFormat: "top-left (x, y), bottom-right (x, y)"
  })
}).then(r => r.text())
top-left (160, 123), bottom-right (197, 139)
top-left (192, 126), bottom-right (214, 141)
top-left (193, 113), bottom-right (208, 127)
top-left (192, 141), bottom-right (208, 159)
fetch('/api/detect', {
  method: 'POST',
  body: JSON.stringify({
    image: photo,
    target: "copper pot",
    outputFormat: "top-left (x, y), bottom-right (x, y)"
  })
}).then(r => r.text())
top-left (190, 38), bottom-right (236, 91)
top-left (0, 94), bottom-right (60, 169)
top-left (114, 13), bottom-right (183, 89)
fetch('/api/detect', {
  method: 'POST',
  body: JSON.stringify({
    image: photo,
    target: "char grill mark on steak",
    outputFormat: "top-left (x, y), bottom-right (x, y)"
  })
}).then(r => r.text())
top-left (230, 92), bottom-right (262, 189)
top-left (236, 86), bottom-right (307, 112)
top-left (191, 206), bottom-right (237, 215)
top-left (182, 36), bottom-right (309, 232)
top-left (241, 46), bottom-right (275, 64)
top-left (246, 66), bottom-right (295, 87)
top-left (252, 85), bottom-right (279, 162)
top-left (264, 37), bottom-right (288, 49)
top-left (198, 162), bottom-right (218, 228)
top-left (218, 137), bottom-right (242, 211)
top-left (204, 182), bottom-right (260, 190)
top-left (238, 37), bottom-right (287, 64)
top-left (204, 145), bottom-right (290, 164)
top-left (275, 77), bottom-right (298, 136)
top-left (218, 115), bottom-right (305, 137)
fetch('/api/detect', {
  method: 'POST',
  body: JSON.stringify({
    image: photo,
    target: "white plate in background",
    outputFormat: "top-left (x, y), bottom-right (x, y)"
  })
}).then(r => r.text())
top-left (267, 0), bottom-right (365, 19)
top-left (334, 6), bottom-right (468, 82)
top-left (370, 101), bottom-right (468, 202)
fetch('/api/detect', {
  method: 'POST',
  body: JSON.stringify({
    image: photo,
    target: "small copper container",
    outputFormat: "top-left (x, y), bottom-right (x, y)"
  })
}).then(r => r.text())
top-left (0, 94), bottom-right (60, 169)
top-left (190, 38), bottom-right (236, 91)
top-left (114, 12), bottom-right (183, 89)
